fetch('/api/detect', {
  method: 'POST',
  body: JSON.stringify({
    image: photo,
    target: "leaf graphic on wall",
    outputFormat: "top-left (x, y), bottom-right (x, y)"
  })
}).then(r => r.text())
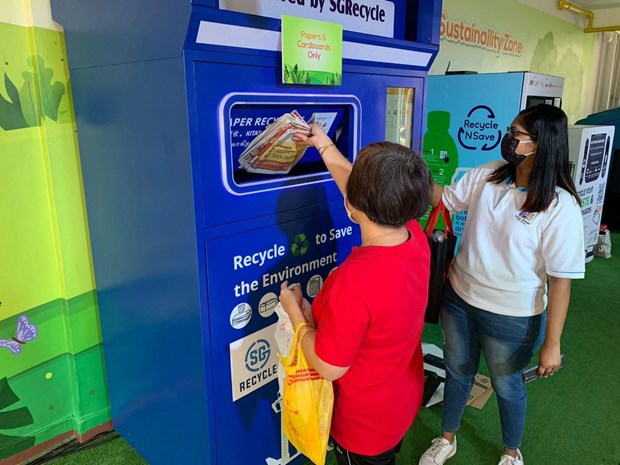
top-left (530, 32), bottom-right (559, 76)
top-left (22, 55), bottom-right (66, 123)
top-left (557, 48), bottom-right (584, 123)
top-left (0, 73), bottom-right (29, 130)
top-left (19, 66), bottom-right (40, 127)
top-left (37, 55), bottom-right (65, 121)
top-left (0, 377), bottom-right (36, 460)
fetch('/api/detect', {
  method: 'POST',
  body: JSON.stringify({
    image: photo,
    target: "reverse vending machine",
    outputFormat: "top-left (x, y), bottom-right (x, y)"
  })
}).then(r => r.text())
top-left (423, 72), bottom-right (564, 236)
top-left (424, 72), bottom-right (564, 183)
top-left (568, 125), bottom-right (616, 262)
top-left (577, 108), bottom-right (620, 230)
top-left (52, 1), bottom-right (441, 464)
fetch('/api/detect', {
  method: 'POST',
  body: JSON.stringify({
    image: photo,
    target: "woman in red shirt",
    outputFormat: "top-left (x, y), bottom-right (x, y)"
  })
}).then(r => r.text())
top-left (280, 125), bottom-right (432, 465)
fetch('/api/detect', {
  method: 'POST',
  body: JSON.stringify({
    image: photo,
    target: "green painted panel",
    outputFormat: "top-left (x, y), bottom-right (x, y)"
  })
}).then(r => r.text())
top-left (45, 121), bottom-right (97, 299)
top-left (0, 300), bottom-right (69, 378)
top-left (1, 22), bottom-right (96, 318)
top-left (0, 126), bottom-right (61, 319)
top-left (68, 291), bottom-right (103, 352)
top-left (0, 377), bottom-right (35, 460)
top-left (73, 346), bottom-right (111, 434)
top-left (0, 347), bottom-right (110, 458)
top-left (0, 16), bottom-right (107, 463)
top-left (31, 27), bottom-right (96, 299)
top-left (0, 292), bottom-right (102, 378)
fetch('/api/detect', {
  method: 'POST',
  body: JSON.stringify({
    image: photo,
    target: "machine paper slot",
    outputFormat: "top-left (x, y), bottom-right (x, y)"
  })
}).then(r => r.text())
top-left (238, 111), bottom-right (338, 175)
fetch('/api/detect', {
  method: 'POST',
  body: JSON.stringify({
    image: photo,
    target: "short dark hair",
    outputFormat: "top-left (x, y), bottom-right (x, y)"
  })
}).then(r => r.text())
top-left (346, 142), bottom-right (432, 227)
top-left (488, 104), bottom-right (580, 212)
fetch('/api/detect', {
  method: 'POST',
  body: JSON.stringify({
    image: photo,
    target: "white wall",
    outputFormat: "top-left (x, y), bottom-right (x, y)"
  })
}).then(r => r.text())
top-left (516, 0), bottom-right (589, 25)
top-left (593, 6), bottom-right (620, 27)
top-left (515, 0), bottom-right (620, 116)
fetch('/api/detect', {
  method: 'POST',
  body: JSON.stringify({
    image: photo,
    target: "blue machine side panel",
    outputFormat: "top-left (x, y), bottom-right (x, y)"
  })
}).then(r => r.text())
top-left (51, 0), bottom-right (190, 68)
top-left (68, 57), bottom-right (211, 464)
top-left (411, 0), bottom-right (442, 45)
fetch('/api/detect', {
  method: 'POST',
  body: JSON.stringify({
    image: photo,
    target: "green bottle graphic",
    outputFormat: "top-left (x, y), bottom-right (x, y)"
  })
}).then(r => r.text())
top-left (423, 111), bottom-right (459, 186)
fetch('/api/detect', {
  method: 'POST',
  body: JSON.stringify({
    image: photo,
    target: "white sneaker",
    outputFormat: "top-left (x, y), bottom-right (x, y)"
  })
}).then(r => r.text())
top-left (418, 436), bottom-right (457, 465)
top-left (498, 449), bottom-right (524, 465)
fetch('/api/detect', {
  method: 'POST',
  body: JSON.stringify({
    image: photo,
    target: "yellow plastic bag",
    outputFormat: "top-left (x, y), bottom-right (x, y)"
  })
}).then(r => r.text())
top-left (279, 323), bottom-right (334, 465)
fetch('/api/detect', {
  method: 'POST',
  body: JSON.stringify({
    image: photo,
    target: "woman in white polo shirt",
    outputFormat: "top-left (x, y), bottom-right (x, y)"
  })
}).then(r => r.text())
top-left (419, 104), bottom-right (584, 465)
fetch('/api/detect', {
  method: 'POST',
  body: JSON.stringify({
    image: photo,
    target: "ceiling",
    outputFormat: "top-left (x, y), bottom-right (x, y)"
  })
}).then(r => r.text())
top-left (572, 0), bottom-right (620, 9)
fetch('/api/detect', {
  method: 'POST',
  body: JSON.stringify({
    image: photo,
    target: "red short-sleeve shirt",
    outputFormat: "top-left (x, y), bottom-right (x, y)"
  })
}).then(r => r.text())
top-left (312, 220), bottom-right (430, 455)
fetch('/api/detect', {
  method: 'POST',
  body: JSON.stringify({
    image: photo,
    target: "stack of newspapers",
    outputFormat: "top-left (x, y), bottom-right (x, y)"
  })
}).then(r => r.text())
top-left (238, 111), bottom-right (337, 175)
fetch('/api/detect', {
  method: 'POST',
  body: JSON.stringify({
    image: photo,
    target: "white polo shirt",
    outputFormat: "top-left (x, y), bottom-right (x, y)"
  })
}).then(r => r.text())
top-left (443, 161), bottom-right (585, 317)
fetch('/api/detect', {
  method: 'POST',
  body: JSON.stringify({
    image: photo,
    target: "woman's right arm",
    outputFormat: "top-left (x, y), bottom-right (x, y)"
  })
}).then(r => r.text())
top-left (293, 124), bottom-right (352, 196)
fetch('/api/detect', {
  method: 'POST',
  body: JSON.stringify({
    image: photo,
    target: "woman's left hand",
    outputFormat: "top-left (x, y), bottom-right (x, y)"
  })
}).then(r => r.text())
top-left (537, 341), bottom-right (562, 378)
top-left (279, 281), bottom-right (307, 327)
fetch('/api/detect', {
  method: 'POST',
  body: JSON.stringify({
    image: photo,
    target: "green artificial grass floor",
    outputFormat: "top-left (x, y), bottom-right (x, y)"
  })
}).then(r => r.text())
top-left (47, 234), bottom-right (620, 465)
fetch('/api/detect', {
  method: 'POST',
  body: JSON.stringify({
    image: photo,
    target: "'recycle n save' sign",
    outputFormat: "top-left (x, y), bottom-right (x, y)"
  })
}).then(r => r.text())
top-left (457, 105), bottom-right (502, 152)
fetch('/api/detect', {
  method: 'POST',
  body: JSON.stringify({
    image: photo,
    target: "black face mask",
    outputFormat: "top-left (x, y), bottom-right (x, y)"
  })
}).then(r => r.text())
top-left (500, 133), bottom-right (529, 166)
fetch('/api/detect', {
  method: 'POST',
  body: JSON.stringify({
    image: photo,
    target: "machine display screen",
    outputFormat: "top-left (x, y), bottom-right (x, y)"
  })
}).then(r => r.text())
top-left (526, 95), bottom-right (561, 108)
top-left (385, 87), bottom-right (414, 147)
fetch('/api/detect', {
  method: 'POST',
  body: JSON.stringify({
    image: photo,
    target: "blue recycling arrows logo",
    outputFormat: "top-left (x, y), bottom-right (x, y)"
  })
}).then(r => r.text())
top-left (457, 105), bottom-right (502, 152)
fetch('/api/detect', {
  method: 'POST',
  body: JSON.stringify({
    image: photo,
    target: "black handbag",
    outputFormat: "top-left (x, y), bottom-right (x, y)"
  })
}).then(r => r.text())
top-left (423, 201), bottom-right (457, 324)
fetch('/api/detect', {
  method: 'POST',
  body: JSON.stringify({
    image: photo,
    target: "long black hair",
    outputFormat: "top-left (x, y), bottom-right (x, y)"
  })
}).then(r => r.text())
top-left (488, 104), bottom-right (580, 212)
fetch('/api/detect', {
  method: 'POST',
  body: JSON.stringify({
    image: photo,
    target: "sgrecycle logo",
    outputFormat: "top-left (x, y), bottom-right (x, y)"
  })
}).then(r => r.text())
top-left (457, 105), bottom-right (501, 152)
top-left (244, 339), bottom-right (271, 372)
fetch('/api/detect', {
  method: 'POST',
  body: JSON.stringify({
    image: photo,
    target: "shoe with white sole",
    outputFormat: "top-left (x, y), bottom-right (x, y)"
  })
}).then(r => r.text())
top-left (498, 448), bottom-right (524, 465)
top-left (418, 436), bottom-right (457, 465)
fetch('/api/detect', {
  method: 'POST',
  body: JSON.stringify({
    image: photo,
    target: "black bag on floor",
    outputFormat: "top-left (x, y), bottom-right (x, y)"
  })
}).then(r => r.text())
top-left (423, 202), bottom-right (457, 324)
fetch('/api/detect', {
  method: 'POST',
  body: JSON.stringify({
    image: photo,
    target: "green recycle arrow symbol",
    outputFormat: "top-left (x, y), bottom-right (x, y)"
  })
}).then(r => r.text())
top-left (291, 233), bottom-right (309, 256)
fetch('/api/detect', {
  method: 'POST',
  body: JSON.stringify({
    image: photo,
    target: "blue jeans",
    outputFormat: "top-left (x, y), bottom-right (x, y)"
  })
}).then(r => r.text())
top-left (440, 282), bottom-right (545, 450)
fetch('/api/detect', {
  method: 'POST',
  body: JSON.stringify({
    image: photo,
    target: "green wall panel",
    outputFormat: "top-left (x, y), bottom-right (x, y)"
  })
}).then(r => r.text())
top-left (0, 6), bottom-right (109, 461)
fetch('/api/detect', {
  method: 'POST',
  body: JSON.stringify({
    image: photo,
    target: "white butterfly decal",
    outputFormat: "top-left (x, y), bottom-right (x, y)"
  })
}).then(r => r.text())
top-left (0, 315), bottom-right (38, 355)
